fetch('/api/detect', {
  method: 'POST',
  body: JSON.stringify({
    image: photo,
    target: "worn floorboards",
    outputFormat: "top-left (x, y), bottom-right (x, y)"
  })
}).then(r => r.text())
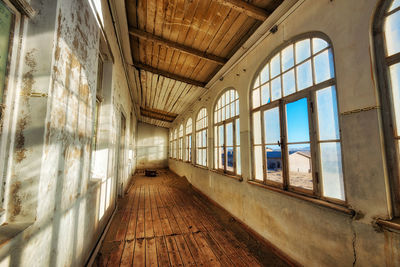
top-left (94, 169), bottom-right (288, 266)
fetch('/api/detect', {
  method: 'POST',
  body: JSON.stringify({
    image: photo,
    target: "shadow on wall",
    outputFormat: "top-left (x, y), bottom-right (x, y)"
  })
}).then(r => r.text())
top-left (137, 122), bottom-right (168, 169)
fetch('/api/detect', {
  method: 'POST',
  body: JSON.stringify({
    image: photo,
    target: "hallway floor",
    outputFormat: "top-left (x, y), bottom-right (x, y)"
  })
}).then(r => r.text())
top-left (94, 170), bottom-right (289, 266)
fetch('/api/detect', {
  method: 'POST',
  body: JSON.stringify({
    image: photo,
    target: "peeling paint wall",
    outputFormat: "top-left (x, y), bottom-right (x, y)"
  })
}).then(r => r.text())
top-left (0, 0), bottom-right (137, 266)
top-left (137, 122), bottom-right (168, 169)
top-left (169, 0), bottom-right (400, 266)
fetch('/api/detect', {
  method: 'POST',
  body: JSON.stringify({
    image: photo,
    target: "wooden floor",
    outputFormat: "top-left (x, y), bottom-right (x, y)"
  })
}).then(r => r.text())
top-left (94, 170), bottom-right (279, 266)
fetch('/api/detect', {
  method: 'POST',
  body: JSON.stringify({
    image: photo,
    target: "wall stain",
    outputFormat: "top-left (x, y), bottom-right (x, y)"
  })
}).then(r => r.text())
top-left (10, 181), bottom-right (22, 218)
top-left (15, 117), bottom-right (28, 163)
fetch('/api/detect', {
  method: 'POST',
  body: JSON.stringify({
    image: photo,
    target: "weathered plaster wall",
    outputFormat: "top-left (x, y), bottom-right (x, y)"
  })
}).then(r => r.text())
top-left (137, 122), bottom-right (168, 169)
top-left (0, 0), bottom-right (137, 266)
top-left (169, 0), bottom-right (399, 266)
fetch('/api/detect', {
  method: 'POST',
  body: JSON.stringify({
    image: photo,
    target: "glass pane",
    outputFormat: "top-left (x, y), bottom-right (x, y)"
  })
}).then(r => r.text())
top-left (288, 144), bottom-right (313, 190)
top-left (203, 149), bottom-right (207, 166)
top-left (286, 98), bottom-right (310, 143)
top-left (236, 119), bottom-right (240, 145)
top-left (226, 104), bottom-right (231, 120)
top-left (390, 63), bottom-right (400, 136)
top-left (261, 64), bottom-right (270, 84)
top-left (227, 122), bottom-right (233, 146)
top-left (230, 102), bottom-right (235, 118)
top-left (390, 0), bottom-right (400, 11)
top-left (236, 147), bottom-right (241, 175)
top-left (219, 147), bottom-right (224, 169)
top-left (282, 45), bottom-right (294, 71)
top-left (222, 106), bottom-right (226, 121)
top-left (295, 39), bottom-right (311, 63)
top-left (227, 147), bottom-right (234, 172)
top-left (253, 75), bottom-right (260, 88)
top-left (264, 107), bottom-right (280, 144)
top-left (261, 83), bottom-right (270, 105)
top-left (0, 2), bottom-right (12, 104)
top-left (320, 142), bottom-right (344, 200)
top-left (236, 100), bottom-right (239, 116)
top-left (316, 86), bottom-right (340, 140)
top-left (314, 49), bottom-right (335, 83)
top-left (283, 69), bottom-right (296, 96)
top-left (254, 146), bottom-right (263, 181)
top-left (312, 38), bottom-right (328, 54)
top-left (296, 60), bottom-right (313, 90)
top-left (271, 77), bottom-right (282, 101)
top-left (385, 11), bottom-right (400, 56)
top-left (252, 89), bottom-right (260, 109)
top-left (266, 145), bottom-right (283, 183)
top-left (253, 111), bottom-right (262, 144)
top-left (214, 147), bottom-right (218, 168)
top-left (202, 130), bottom-right (207, 147)
top-left (271, 54), bottom-right (281, 78)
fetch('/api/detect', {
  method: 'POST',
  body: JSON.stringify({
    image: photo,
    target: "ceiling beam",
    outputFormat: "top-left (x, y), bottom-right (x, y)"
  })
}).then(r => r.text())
top-left (140, 107), bottom-right (177, 123)
top-left (131, 62), bottom-right (207, 88)
top-left (129, 28), bottom-right (227, 65)
top-left (214, 0), bottom-right (270, 21)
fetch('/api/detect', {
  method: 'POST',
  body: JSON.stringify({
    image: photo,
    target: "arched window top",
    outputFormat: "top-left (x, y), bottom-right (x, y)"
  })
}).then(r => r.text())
top-left (389, 0), bottom-right (400, 11)
top-left (179, 124), bottom-right (183, 137)
top-left (214, 89), bottom-right (239, 124)
top-left (186, 118), bottom-right (192, 134)
top-left (196, 108), bottom-right (208, 130)
top-left (251, 36), bottom-right (334, 109)
top-left (384, 1), bottom-right (400, 57)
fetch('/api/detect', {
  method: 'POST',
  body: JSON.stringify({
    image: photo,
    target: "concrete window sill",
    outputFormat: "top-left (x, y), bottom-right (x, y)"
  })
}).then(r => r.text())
top-left (248, 181), bottom-right (355, 216)
top-left (376, 218), bottom-right (400, 233)
top-left (0, 222), bottom-right (32, 247)
top-left (193, 164), bottom-right (209, 171)
top-left (210, 169), bottom-right (243, 182)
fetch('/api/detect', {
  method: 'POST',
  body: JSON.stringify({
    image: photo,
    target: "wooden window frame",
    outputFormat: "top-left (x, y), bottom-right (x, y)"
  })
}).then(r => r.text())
top-left (250, 33), bottom-right (346, 205)
top-left (373, 0), bottom-right (400, 216)
top-left (213, 89), bottom-right (240, 176)
top-left (195, 108), bottom-right (208, 167)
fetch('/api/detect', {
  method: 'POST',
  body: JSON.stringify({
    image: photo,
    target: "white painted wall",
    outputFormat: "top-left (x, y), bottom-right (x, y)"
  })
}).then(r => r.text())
top-left (137, 122), bottom-right (168, 169)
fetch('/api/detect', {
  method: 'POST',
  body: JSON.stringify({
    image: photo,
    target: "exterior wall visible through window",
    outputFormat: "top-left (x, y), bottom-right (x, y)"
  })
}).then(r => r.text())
top-left (251, 34), bottom-right (345, 202)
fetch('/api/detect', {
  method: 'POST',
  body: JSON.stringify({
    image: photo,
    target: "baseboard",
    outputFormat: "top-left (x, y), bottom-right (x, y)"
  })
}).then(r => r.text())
top-left (168, 168), bottom-right (300, 267)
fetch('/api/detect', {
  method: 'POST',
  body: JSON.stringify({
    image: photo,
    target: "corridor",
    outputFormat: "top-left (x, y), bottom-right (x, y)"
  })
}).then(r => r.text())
top-left (94, 170), bottom-right (288, 266)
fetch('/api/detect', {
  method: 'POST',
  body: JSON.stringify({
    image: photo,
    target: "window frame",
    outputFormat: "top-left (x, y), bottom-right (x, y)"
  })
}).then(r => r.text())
top-left (213, 89), bottom-right (240, 176)
top-left (250, 33), bottom-right (347, 205)
top-left (195, 107), bottom-right (208, 167)
top-left (185, 118), bottom-right (192, 162)
top-left (178, 123), bottom-right (183, 160)
top-left (373, 0), bottom-right (400, 215)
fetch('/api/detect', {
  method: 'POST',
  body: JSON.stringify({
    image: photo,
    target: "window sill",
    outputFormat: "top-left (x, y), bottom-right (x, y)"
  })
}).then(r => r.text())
top-left (376, 218), bottom-right (400, 233)
top-left (0, 222), bottom-right (32, 247)
top-left (247, 181), bottom-right (355, 216)
top-left (193, 164), bottom-right (209, 171)
top-left (210, 170), bottom-right (243, 182)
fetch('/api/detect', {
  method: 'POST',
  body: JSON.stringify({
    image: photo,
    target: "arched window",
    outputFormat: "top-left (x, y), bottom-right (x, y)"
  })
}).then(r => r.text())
top-left (214, 89), bottom-right (241, 175)
top-left (251, 35), bottom-right (345, 201)
top-left (185, 118), bottom-right (192, 162)
top-left (169, 131), bottom-right (173, 158)
top-left (173, 128), bottom-right (177, 159)
top-left (196, 108), bottom-right (208, 166)
top-left (375, 0), bottom-right (400, 212)
top-left (178, 124), bottom-right (183, 160)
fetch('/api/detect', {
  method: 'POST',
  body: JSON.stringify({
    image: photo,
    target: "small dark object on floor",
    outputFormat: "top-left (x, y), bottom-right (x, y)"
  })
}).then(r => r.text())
top-left (145, 169), bottom-right (157, 177)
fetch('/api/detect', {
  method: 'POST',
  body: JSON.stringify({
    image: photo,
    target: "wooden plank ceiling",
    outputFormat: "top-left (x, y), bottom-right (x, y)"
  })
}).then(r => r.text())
top-left (125, 0), bottom-right (283, 127)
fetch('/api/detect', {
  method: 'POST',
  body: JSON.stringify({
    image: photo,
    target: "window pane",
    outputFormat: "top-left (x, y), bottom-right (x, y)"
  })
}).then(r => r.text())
top-left (271, 77), bottom-right (282, 101)
top-left (264, 107), bottom-right (280, 144)
top-left (203, 149), bottom-right (207, 166)
top-left (236, 119), bottom-right (240, 145)
top-left (312, 38), bottom-right (328, 54)
top-left (385, 10), bottom-right (400, 56)
top-left (218, 125), bottom-right (224, 146)
top-left (283, 69), bottom-right (296, 96)
top-left (252, 89), bottom-right (260, 109)
top-left (261, 83), bottom-right (270, 105)
top-left (227, 122), bottom-right (233, 146)
top-left (282, 45), bottom-right (294, 71)
top-left (316, 86), bottom-right (340, 140)
top-left (390, 0), bottom-right (400, 11)
top-left (296, 60), bottom-right (313, 90)
top-left (0, 2), bottom-right (12, 104)
top-left (271, 54), bottom-right (281, 78)
top-left (320, 142), bottom-right (344, 200)
top-left (390, 63), bottom-right (400, 136)
top-left (254, 146), bottom-right (263, 181)
top-left (236, 100), bottom-right (239, 116)
top-left (227, 147), bottom-right (234, 172)
top-left (314, 49), bottom-right (335, 83)
top-left (253, 111), bottom-right (262, 144)
top-left (253, 75), bottom-right (260, 88)
top-left (219, 147), bottom-right (224, 169)
top-left (226, 104), bottom-right (230, 120)
top-left (230, 102), bottom-right (235, 118)
top-left (266, 145), bottom-right (283, 183)
top-left (202, 130), bottom-right (207, 147)
top-left (288, 144), bottom-right (313, 190)
top-left (286, 98), bottom-right (310, 143)
top-left (214, 147), bottom-right (218, 168)
top-left (261, 64), bottom-right (270, 84)
top-left (236, 147), bottom-right (241, 175)
top-left (295, 39), bottom-right (311, 63)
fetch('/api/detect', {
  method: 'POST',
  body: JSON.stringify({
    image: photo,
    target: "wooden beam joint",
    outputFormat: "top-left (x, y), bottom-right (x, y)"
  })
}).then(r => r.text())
top-left (140, 107), bottom-right (178, 123)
